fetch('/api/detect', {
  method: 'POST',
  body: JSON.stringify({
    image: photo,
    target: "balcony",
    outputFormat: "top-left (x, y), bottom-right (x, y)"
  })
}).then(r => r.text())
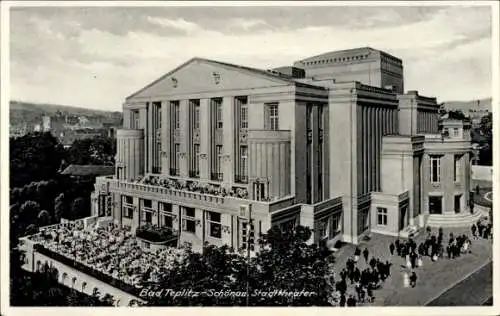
top-left (234, 174), bottom-right (248, 184)
top-left (211, 172), bottom-right (223, 181)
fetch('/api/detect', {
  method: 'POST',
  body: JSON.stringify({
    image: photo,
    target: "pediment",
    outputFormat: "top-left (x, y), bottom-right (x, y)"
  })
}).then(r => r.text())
top-left (127, 58), bottom-right (291, 100)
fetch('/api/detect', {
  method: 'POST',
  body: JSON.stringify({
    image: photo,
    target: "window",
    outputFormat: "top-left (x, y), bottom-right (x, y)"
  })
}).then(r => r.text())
top-left (240, 146), bottom-right (248, 180)
top-left (279, 218), bottom-right (296, 233)
top-left (430, 155), bottom-right (441, 183)
top-left (216, 145), bottom-right (223, 174)
top-left (171, 143), bottom-right (180, 175)
top-left (240, 104), bottom-right (248, 129)
top-left (266, 103), bottom-right (279, 130)
top-left (142, 209), bottom-right (153, 224)
top-left (306, 105), bottom-right (312, 132)
top-left (318, 106), bottom-right (324, 131)
top-left (130, 110), bottom-right (140, 129)
top-left (182, 207), bottom-right (196, 233)
top-left (193, 144), bottom-right (200, 177)
top-left (454, 195), bottom-right (461, 213)
top-left (429, 196), bottom-right (443, 214)
top-left (122, 196), bottom-right (134, 218)
top-left (318, 218), bottom-right (329, 239)
top-left (330, 214), bottom-right (341, 238)
top-left (240, 219), bottom-right (255, 251)
top-left (171, 101), bottom-right (180, 129)
top-left (143, 199), bottom-right (152, 209)
top-left (213, 98), bottom-right (223, 129)
top-left (191, 100), bottom-right (200, 129)
top-left (453, 128), bottom-right (459, 137)
top-left (159, 202), bottom-right (173, 229)
top-left (207, 211), bottom-right (222, 238)
top-left (377, 207), bottom-right (388, 226)
top-left (454, 156), bottom-right (461, 182)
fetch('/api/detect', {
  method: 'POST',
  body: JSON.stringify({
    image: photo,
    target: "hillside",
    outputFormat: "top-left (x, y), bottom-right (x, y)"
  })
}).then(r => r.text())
top-left (9, 100), bottom-right (122, 126)
top-left (441, 98), bottom-right (492, 113)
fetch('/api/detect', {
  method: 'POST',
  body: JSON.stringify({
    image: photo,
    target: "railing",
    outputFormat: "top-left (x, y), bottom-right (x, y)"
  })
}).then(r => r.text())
top-left (33, 244), bottom-right (143, 298)
top-left (234, 174), bottom-right (248, 184)
top-left (109, 180), bottom-right (226, 205)
top-left (211, 172), bottom-right (223, 181)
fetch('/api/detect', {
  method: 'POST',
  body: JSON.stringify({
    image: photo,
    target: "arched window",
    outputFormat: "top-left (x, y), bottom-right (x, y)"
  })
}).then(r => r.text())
top-left (72, 277), bottom-right (77, 287)
top-left (82, 282), bottom-right (87, 291)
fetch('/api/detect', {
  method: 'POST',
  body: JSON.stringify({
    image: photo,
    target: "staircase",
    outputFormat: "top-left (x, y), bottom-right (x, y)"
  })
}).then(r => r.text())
top-left (426, 210), bottom-right (487, 228)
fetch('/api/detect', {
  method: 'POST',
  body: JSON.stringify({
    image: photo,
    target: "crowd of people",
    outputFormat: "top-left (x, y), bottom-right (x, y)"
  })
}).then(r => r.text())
top-left (330, 247), bottom-right (392, 306)
top-left (34, 222), bottom-right (188, 287)
top-left (141, 175), bottom-right (250, 199)
top-left (472, 219), bottom-right (493, 240)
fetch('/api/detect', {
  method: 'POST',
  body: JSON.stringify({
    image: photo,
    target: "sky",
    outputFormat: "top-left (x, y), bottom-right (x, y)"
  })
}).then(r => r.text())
top-left (9, 4), bottom-right (494, 111)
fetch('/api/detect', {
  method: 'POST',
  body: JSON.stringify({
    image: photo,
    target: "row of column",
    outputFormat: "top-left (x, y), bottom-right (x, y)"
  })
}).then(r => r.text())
top-left (417, 110), bottom-right (438, 134)
top-left (359, 105), bottom-right (398, 195)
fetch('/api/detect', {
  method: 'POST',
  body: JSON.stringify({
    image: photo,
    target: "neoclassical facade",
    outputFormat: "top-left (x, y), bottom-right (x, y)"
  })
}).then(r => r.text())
top-left (91, 47), bottom-right (474, 250)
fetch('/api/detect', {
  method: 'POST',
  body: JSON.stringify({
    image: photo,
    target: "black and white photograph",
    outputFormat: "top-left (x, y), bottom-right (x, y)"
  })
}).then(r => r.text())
top-left (1, 1), bottom-right (498, 313)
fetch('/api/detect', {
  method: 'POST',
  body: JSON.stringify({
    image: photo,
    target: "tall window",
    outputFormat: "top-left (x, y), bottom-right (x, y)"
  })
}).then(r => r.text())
top-left (130, 110), bottom-right (140, 129)
top-left (182, 207), bottom-right (196, 233)
top-left (159, 202), bottom-right (173, 229)
top-left (215, 99), bottom-right (223, 129)
top-left (330, 214), bottom-right (341, 238)
top-left (318, 218), bottom-right (329, 239)
top-left (240, 219), bottom-right (255, 251)
top-left (193, 144), bottom-right (200, 177)
top-left (141, 199), bottom-right (153, 224)
top-left (171, 143), bottom-right (180, 176)
top-left (122, 196), bottom-right (134, 218)
top-left (216, 145), bottom-right (223, 177)
top-left (174, 102), bottom-right (180, 129)
top-left (239, 146), bottom-right (248, 182)
top-left (430, 155), bottom-right (441, 183)
top-left (453, 128), bottom-right (460, 137)
top-left (207, 211), bottom-right (222, 239)
top-left (454, 195), bottom-right (461, 213)
top-left (377, 207), bottom-right (388, 226)
top-left (240, 103), bottom-right (248, 129)
top-left (266, 103), bottom-right (279, 130)
top-left (306, 105), bottom-right (312, 132)
top-left (454, 156), bottom-right (461, 182)
top-left (191, 100), bottom-right (200, 129)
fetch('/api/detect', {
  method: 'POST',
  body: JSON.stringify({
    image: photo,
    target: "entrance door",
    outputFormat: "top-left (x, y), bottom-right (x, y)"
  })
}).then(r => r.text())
top-left (399, 206), bottom-right (407, 231)
top-left (429, 196), bottom-right (443, 214)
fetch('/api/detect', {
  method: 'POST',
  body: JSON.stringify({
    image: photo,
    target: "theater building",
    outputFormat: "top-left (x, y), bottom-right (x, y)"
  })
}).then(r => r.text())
top-left (91, 47), bottom-right (474, 251)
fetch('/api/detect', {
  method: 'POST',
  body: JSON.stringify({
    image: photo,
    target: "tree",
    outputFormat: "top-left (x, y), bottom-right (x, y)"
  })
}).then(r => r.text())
top-left (54, 193), bottom-right (66, 223)
top-left (10, 132), bottom-right (65, 188)
top-left (70, 197), bottom-right (85, 220)
top-left (67, 136), bottom-right (116, 166)
top-left (148, 226), bottom-right (335, 306)
top-left (19, 201), bottom-right (41, 224)
top-left (38, 210), bottom-right (51, 226)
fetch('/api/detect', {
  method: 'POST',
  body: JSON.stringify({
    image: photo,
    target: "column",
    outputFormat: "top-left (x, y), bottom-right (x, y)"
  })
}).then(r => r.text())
top-left (222, 96), bottom-right (235, 184)
top-left (311, 105), bottom-right (319, 203)
top-left (146, 103), bottom-right (153, 173)
top-left (179, 100), bottom-right (189, 177)
top-left (362, 106), bottom-right (368, 194)
top-left (139, 106), bottom-right (148, 174)
top-left (376, 107), bottom-right (381, 191)
top-left (367, 107), bottom-right (372, 192)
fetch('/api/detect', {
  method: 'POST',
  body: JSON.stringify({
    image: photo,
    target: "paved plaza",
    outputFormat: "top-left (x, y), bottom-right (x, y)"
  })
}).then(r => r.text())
top-left (331, 226), bottom-right (493, 306)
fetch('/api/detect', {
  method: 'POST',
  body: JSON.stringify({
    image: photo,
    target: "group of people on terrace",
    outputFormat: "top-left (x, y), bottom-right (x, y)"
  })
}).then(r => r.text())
top-left (36, 222), bottom-right (187, 288)
top-left (141, 175), bottom-right (250, 199)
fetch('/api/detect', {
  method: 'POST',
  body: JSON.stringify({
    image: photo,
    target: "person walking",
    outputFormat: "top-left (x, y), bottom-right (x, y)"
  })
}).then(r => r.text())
top-left (471, 224), bottom-right (477, 239)
top-left (363, 248), bottom-right (369, 263)
top-left (389, 242), bottom-right (395, 255)
top-left (409, 272), bottom-right (417, 288)
top-left (354, 247), bottom-right (361, 262)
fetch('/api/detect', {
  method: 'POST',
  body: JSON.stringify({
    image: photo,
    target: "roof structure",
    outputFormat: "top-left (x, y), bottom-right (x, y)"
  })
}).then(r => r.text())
top-left (61, 164), bottom-right (115, 177)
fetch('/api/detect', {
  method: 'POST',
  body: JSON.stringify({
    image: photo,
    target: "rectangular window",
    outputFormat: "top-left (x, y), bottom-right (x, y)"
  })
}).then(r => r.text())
top-left (454, 156), bottom-right (461, 182)
top-left (130, 110), bottom-right (140, 129)
top-left (266, 103), bottom-right (279, 130)
top-left (214, 98), bottom-right (223, 129)
top-left (182, 207), bottom-right (196, 233)
top-left (306, 106), bottom-right (312, 131)
top-left (240, 146), bottom-right (248, 181)
top-left (454, 195), bottom-right (461, 213)
top-left (174, 102), bottom-right (180, 129)
top-left (122, 196), bottom-right (134, 219)
top-left (318, 218), bottom-right (329, 239)
top-left (240, 219), bottom-right (255, 251)
top-left (143, 199), bottom-right (152, 209)
top-left (143, 211), bottom-right (152, 224)
top-left (216, 145), bottom-right (223, 175)
top-left (330, 214), bottom-right (341, 238)
top-left (240, 104), bottom-right (248, 129)
top-left (318, 106), bottom-right (324, 130)
top-left (191, 100), bottom-right (200, 130)
top-left (430, 155), bottom-right (441, 183)
top-left (171, 143), bottom-right (180, 175)
top-left (159, 202), bottom-right (173, 229)
top-left (429, 196), bottom-right (443, 214)
top-left (377, 207), bottom-right (388, 226)
top-left (453, 128), bottom-right (459, 137)
top-left (193, 144), bottom-right (200, 177)
top-left (279, 218), bottom-right (296, 233)
top-left (208, 211), bottom-right (222, 239)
